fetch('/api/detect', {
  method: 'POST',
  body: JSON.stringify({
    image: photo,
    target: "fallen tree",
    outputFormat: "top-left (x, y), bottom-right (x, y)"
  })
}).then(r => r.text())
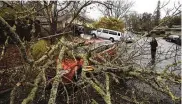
top-left (0, 1), bottom-right (181, 104)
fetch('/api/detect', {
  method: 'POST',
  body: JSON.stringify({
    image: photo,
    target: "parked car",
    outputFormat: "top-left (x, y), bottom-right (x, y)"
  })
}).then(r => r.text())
top-left (91, 28), bottom-right (122, 42)
top-left (175, 37), bottom-right (181, 45)
top-left (125, 36), bottom-right (135, 43)
top-left (163, 35), bottom-right (181, 45)
top-left (123, 31), bottom-right (135, 43)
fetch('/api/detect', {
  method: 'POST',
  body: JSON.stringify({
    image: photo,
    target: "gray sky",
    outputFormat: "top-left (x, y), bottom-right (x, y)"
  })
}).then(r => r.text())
top-left (86, 0), bottom-right (181, 20)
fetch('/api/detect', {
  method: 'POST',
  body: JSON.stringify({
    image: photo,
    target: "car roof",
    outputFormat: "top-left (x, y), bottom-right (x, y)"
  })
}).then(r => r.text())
top-left (169, 35), bottom-right (179, 38)
top-left (98, 28), bottom-right (121, 33)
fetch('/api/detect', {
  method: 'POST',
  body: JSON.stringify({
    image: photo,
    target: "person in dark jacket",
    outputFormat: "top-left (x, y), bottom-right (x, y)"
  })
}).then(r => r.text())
top-left (150, 37), bottom-right (158, 64)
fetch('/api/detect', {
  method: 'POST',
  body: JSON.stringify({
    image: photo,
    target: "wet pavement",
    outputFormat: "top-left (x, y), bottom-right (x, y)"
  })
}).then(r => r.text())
top-left (84, 35), bottom-right (181, 101)
top-left (79, 34), bottom-right (181, 102)
top-left (130, 37), bottom-right (181, 73)
top-left (82, 34), bottom-right (181, 72)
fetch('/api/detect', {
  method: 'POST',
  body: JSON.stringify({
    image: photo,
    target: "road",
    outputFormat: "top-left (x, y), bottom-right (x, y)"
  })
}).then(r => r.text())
top-left (82, 34), bottom-right (181, 100)
top-left (130, 37), bottom-right (181, 73)
top-left (81, 34), bottom-right (181, 73)
top-left (127, 37), bottom-right (181, 101)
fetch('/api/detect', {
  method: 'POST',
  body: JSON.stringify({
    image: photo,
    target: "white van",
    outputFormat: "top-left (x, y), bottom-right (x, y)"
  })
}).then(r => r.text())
top-left (91, 28), bottom-right (122, 42)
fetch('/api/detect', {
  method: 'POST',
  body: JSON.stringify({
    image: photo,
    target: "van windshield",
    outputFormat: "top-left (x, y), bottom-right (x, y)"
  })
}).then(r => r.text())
top-left (109, 31), bottom-right (117, 35)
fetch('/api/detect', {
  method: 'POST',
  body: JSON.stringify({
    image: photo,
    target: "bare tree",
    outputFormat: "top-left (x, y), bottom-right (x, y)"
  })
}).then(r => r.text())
top-left (98, 0), bottom-right (134, 19)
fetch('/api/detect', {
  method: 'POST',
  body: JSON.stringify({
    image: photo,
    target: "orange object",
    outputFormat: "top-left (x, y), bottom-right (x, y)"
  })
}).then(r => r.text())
top-left (58, 58), bottom-right (84, 83)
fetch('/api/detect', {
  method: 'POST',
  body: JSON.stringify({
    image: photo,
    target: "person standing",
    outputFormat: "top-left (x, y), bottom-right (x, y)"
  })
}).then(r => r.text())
top-left (150, 37), bottom-right (158, 64)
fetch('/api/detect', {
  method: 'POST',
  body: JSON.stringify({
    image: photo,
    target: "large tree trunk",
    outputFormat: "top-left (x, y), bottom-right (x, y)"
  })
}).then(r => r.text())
top-left (50, 1), bottom-right (58, 44)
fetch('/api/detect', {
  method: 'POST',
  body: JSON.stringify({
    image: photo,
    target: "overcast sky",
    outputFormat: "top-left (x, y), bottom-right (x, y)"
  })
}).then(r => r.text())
top-left (86, 0), bottom-right (181, 20)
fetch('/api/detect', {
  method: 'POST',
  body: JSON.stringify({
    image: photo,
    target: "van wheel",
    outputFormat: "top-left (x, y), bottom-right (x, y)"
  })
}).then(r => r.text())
top-left (92, 34), bottom-right (96, 38)
top-left (109, 38), bottom-right (114, 42)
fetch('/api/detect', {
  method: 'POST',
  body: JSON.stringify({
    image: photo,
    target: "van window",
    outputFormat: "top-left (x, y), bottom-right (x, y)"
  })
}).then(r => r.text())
top-left (97, 29), bottom-right (101, 32)
top-left (109, 31), bottom-right (117, 35)
top-left (103, 30), bottom-right (108, 33)
top-left (118, 33), bottom-right (121, 36)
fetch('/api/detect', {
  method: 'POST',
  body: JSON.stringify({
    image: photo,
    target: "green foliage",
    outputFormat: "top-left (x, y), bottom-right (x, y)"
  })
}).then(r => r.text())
top-left (126, 12), bottom-right (156, 32)
top-left (140, 12), bottom-right (154, 32)
top-left (0, 3), bottom-right (34, 20)
top-left (125, 13), bottom-right (141, 32)
top-left (92, 17), bottom-right (124, 32)
top-left (0, 8), bottom-right (16, 20)
top-left (160, 16), bottom-right (181, 27)
top-left (30, 40), bottom-right (49, 60)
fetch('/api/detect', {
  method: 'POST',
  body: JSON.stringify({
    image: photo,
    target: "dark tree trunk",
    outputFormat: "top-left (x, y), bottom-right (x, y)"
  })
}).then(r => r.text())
top-left (50, 1), bottom-right (58, 44)
top-left (0, 16), bottom-right (33, 64)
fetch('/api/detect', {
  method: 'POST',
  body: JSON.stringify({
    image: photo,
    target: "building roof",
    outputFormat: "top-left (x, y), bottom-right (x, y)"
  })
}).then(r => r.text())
top-left (36, 14), bottom-right (94, 24)
top-left (154, 26), bottom-right (181, 31)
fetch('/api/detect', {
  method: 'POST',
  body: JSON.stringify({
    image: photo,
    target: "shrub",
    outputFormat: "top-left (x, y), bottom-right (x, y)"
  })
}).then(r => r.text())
top-left (92, 17), bottom-right (124, 32)
top-left (30, 40), bottom-right (49, 60)
top-left (0, 8), bottom-right (16, 20)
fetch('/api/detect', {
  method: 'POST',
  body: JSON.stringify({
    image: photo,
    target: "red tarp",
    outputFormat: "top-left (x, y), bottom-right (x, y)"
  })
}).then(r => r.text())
top-left (59, 58), bottom-right (84, 83)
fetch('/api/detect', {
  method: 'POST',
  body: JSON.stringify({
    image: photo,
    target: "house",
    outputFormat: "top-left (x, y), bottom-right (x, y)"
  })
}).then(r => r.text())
top-left (165, 25), bottom-right (181, 35)
top-left (36, 14), bottom-right (94, 29)
top-left (152, 25), bottom-right (181, 36)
